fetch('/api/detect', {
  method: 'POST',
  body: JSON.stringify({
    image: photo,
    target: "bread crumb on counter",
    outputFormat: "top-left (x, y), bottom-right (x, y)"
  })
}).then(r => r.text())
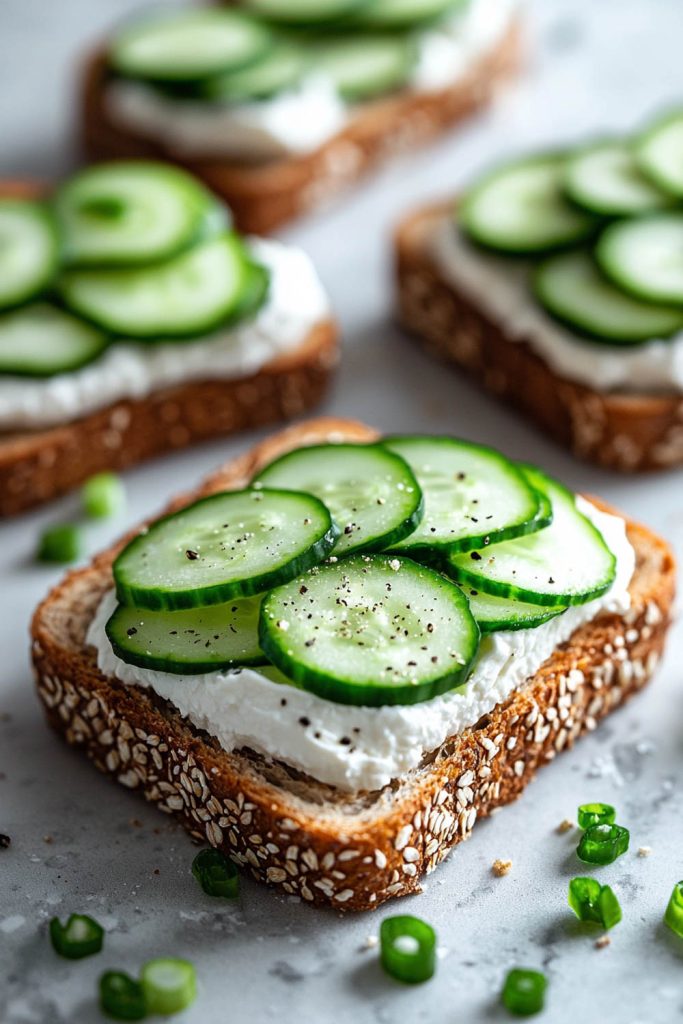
top-left (492, 859), bottom-right (512, 877)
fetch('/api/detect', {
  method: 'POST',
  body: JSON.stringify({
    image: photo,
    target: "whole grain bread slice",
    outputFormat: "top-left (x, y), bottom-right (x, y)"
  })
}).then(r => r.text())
top-left (80, 20), bottom-right (522, 235)
top-left (395, 202), bottom-right (683, 472)
top-left (31, 417), bottom-right (676, 911)
top-left (0, 182), bottom-right (338, 516)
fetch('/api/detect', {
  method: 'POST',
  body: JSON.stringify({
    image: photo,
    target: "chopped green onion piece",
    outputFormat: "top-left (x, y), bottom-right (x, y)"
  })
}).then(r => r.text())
top-left (577, 823), bottom-right (630, 865)
top-left (577, 802), bottom-right (616, 830)
top-left (192, 848), bottom-right (239, 899)
top-left (79, 196), bottom-right (128, 221)
top-left (49, 913), bottom-right (104, 959)
top-left (501, 968), bottom-right (547, 1016)
top-left (379, 915), bottom-right (437, 984)
top-left (82, 471), bottom-right (126, 519)
top-left (99, 971), bottom-right (146, 1020)
top-left (37, 523), bottom-right (83, 563)
top-left (664, 881), bottom-right (683, 938)
top-left (141, 958), bottom-right (197, 1016)
top-left (568, 877), bottom-right (622, 930)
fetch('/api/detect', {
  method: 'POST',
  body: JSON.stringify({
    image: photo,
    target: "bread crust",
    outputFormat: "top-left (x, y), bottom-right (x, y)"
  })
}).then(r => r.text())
top-left (31, 417), bottom-right (676, 911)
top-left (395, 203), bottom-right (683, 471)
top-left (80, 21), bottom-right (522, 235)
top-left (0, 182), bottom-right (338, 516)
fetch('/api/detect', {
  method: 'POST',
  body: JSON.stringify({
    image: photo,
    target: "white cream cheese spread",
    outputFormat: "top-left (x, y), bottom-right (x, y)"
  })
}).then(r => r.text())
top-left (108, 75), bottom-right (347, 162)
top-left (105, 0), bottom-right (520, 161)
top-left (0, 239), bottom-right (330, 431)
top-left (87, 498), bottom-right (634, 793)
top-left (430, 217), bottom-right (683, 394)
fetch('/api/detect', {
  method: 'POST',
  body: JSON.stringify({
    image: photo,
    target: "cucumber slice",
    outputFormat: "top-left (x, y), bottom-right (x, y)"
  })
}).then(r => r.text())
top-left (110, 9), bottom-right (273, 83)
top-left (462, 586), bottom-right (566, 633)
top-left (54, 162), bottom-right (223, 269)
top-left (259, 554), bottom-right (479, 706)
top-left (351, 0), bottom-right (466, 29)
top-left (202, 42), bottom-right (309, 102)
top-left (595, 214), bottom-right (683, 306)
top-left (314, 35), bottom-right (417, 101)
top-left (58, 233), bottom-right (250, 339)
top-left (446, 470), bottom-right (616, 607)
top-left (0, 199), bottom-right (59, 311)
top-left (528, 484), bottom-right (553, 531)
top-left (382, 436), bottom-right (541, 556)
top-left (226, 258), bottom-right (270, 324)
top-left (113, 488), bottom-right (338, 611)
top-left (461, 155), bottom-right (598, 254)
top-left (535, 249), bottom-right (683, 343)
top-left (636, 109), bottom-right (683, 197)
top-left (241, 0), bottom-right (368, 26)
top-left (0, 302), bottom-right (109, 377)
top-left (564, 140), bottom-right (671, 216)
top-left (105, 596), bottom-right (266, 674)
top-left (253, 443), bottom-right (423, 556)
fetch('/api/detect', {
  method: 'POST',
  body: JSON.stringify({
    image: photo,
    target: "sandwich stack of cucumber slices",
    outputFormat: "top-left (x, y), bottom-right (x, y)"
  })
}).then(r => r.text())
top-left (105, 437), bottom-right (617, 708)
top-left (0, 162), bottom-right (268, 378)
top-left (107, 0), bottom-right (469, 107)
top-left (459, 108), bottom-right (683, 344)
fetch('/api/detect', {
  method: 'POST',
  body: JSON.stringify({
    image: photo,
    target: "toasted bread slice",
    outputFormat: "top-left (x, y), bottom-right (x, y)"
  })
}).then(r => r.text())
top-left (80, 20), bottom-right (522, 235)
top-left (0, 182), bottom-right (338, 516)
top-left (395, 202), bottom-right (683, 472)
top-left (32, 417), bottom-right (675, 911)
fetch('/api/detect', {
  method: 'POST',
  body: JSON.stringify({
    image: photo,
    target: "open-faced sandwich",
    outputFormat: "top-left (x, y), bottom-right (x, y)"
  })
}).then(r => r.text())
top-left (32, 417), bottom-right (675, 910)
top-left (396, 110), bottom-right (683, 471)
top-left (82, 0), bottom-right (522, 234)
top-left (0, 162), bottom-right (336, 516)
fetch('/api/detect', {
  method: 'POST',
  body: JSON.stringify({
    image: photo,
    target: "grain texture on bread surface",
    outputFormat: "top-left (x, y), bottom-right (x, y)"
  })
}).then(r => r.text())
top-left (0, 321), bottom-right (337, 516)
top-left (0, 181), bottom-right (338, 516)
top-left (81, 21), bottom-right (522, 234)
top-left (395, 203), bottom-right (683, 472)
top-left (32, 418), bottom-right (676, 911)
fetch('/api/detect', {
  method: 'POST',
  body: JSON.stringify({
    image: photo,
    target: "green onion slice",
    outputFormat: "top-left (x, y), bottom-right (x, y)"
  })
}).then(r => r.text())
top-left (577, 802), bottom-right (616, 830)
top-left (49, 913), bottom-right (104, 959)
top-left (664, 881), bottom-right (683, 939)
top-left (99, 971), bottom-right (147, 1021)
top-left (501, 968), bottom-right (547, 1016)
top-left (577, 823), bottom-right (630, 866)
top-left (379, 915), bottom-right (437, 984)
top-left (37, 523), bottom-right (83, 564)
top-left (568, 877), bottom-right (622, 930)
top-left (82, 472), bottom-right (126, 519)
top-left (192, 848), bottom-right (240, 899)
top-left (141, 958), bottom-right (197, 1016)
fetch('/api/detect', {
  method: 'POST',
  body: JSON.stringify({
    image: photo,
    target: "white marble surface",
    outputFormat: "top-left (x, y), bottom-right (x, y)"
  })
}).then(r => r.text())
top-left (1, 2), bottom-right (683, 1022)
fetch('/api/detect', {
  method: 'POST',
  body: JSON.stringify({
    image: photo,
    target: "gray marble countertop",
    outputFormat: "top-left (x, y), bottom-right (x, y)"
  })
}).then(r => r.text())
top-left (1, 1), bottom-right (682, 1021)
